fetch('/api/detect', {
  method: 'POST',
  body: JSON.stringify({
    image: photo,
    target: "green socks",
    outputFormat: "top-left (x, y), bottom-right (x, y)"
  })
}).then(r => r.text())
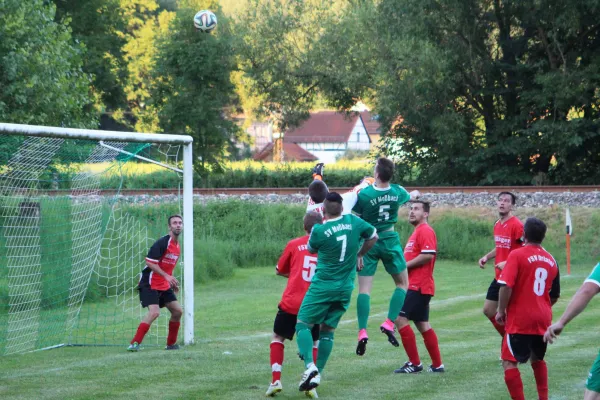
top-left (357, 293), bottom-right (371, 330)
top-left (387, 287), bottom-right (407, 321)
top-left (296, 322), bottom-right (315, 367)
top-left (316, 331), bottom-right (334, 372)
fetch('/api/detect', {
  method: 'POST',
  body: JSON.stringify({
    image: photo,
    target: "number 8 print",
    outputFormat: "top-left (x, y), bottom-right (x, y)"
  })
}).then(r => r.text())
top-left (533, 267), bottom-right (548, 296)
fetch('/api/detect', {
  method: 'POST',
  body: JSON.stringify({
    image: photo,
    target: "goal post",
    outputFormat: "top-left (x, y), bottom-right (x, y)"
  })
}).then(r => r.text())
top-left (0, 123), bottom-right (195, 354)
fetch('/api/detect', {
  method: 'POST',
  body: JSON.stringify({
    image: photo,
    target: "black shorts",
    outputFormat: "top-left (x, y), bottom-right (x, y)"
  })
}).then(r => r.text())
top-left (502, 334), bottom-right (547, 363)
top-left (138, 284), bottom-right (177, 308)
top-left (486, 279), bottom-right (502, 301)
top-left (274, 307), bottom-right (320, 341)
top-left (399, 290), bottom-right (432, 322)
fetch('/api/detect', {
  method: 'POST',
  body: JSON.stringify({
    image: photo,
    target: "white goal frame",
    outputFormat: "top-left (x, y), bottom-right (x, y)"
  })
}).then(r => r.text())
top-left (0, 122), bottom-right (196, 345)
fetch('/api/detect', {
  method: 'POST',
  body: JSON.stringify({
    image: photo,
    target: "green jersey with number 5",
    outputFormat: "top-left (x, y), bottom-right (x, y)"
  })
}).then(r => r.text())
top-left (353, 184), bottom-right (411, 232)
top-left (307, 214), bottom-right (376, 290)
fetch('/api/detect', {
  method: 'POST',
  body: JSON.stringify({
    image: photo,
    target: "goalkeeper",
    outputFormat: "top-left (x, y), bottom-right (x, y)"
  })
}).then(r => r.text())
top-left (128, 215), bottom-right (183, 351)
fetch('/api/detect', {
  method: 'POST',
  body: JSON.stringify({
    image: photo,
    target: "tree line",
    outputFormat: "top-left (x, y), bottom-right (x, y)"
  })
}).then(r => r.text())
top-left (1, 0), bottom-right (598, 185)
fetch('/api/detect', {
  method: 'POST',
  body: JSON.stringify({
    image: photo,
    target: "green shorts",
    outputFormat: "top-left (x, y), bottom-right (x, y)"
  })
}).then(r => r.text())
top-left (358, 231), bottom-right (407, 277)
top-left (297, 284), bottom-right (352, 329)
top-left (586, 350), bottom-right (600, 392)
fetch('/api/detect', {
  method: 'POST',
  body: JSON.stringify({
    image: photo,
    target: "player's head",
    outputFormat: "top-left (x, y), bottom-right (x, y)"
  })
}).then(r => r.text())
top-left (497, 191), bottom-right (516, 216)
top-left (374, 157), bottom-right (395, 183)
top-left (303, 211), bottom-right (323, 234)
top-left (323, 192), bottom-right (343, 218)
top-left (409, 200), bottom-right (430, 226)
top-left (309, 180), bottom-right (329, 203)
top-left (523, 217), bottom-right (546, 244)
top-left (168, 214), bottom-right (183, 236)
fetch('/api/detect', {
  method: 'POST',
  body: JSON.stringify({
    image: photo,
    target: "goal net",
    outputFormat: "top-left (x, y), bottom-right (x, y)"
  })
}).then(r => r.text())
top-left (0, 124), bottom-right (194, 355)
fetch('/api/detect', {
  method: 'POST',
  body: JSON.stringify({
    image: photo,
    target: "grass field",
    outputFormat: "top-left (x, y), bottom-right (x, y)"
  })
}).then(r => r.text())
top-left (1, 261), bottom-right (598, 400)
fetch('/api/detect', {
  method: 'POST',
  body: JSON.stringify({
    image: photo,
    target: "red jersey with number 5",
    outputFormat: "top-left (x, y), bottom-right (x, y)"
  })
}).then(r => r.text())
top-left (498, 245), bottom-right (561, 335)
top-left (276, 235), bottom-right (317, 315)
top-left (493, 216), bottom-right (524, 280)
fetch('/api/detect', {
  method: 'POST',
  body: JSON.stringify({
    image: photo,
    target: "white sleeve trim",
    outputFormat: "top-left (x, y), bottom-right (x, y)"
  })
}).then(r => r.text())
top-left (497, 280), bottom-right (507, 285)
top-left (421, 250), bottom-right (437, 254)
top-left (368, 228), bottom-right (378, 240)
top-left (145, 257), bottom-right (159, 263)
top-left (584, 279), bottom-right (600, 288)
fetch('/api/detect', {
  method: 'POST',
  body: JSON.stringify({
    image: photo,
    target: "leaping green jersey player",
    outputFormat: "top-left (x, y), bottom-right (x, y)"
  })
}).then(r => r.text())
top-left (296, 192), bottom-right (379, 392)
top-left (352, 157), bottom-right (420, 355)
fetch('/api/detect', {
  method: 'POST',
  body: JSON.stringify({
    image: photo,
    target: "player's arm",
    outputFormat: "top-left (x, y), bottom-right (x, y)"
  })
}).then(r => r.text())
top-left (479, 248), bottom-right (496, 268)
top-left (356, 222), bottom-right (378, 271)
top-left (549, 269), bottom-right (561, 306)
top-left (307, 226), bottom-right (322, 254)
top-left (407, 229), bottom-right (436, 268)
top-left (545, 266), bottom-right (600, 343)
top-left (276, 242), bottom-right (293, 278)
top-left (495, 253), bottom-right (518, 324)
top-left (146, 239), bottom-right (178, 289)
top-left (406, 254), bottom-right (435, 269)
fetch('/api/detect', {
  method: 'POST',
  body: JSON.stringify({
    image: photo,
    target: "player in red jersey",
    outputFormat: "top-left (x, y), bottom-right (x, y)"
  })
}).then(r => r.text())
top-left (478, 192), bottom-right (524, 338)
top-left (393, 201), bottom-right (444, 374)
top-left (128, 215), bottom-right (183, 351)
top-left (266, 211), bottom-right (323, 398)
top-left (496, 217), bottom-right (560, 400)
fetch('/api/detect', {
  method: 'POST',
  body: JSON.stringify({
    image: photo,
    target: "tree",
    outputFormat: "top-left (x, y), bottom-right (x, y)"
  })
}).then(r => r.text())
top-left (0, 0), bottom-right (96, 128)
top-left (150, 1), bottom-right (242, 174)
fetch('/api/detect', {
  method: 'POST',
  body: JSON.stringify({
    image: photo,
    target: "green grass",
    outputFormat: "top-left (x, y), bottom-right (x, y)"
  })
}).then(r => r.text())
top-left (1, 262), bottom-right (598, 399)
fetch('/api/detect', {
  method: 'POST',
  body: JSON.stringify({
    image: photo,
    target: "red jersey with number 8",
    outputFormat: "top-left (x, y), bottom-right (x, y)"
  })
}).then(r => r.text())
top-left (276, 235), bottom-right (317, 315)
top-left (497, 245), bottom-right (560, 335)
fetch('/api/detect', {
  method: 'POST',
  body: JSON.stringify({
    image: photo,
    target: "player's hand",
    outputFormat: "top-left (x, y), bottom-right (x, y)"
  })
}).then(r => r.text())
top-left (166, 275), bottom-right (179, 290)
top-left (544, 322), bottom-right (565, 344)
top-left (479, 256), bottom-right (488, 269)
top-left (495, 311), bottom-right (506, 325)
top-left (495, 261), bottom-right (507, 270)
top-left (409, 190), bottom-right (421, 200)
top-left (356, 256), bottom-right (364, 272)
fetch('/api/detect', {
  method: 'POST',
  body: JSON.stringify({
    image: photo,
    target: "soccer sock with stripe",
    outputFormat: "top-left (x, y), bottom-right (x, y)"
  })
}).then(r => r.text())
top-left (531, 360), bottom-right (548, 400)
top-left (312, 342), bottom-right (319, 365)
top-left (131, 322), bottom-right (150, 344)
top-left (316, 331), bottom-right (334, 373)
top-left (399, 325), bottom-right (421, 365)
top-left (167, 321), bottom-right (180, 346)
top-left (504, 368), bottom-right (525, 400)
top-left (269, 341), bottom-right (284, 383)
top-left (357, 293), bottom-right (371, 331)
top-left (296, 322), bottom-right (315, 368)
top-left (421, 328), bottom-right (442, 368)
top-left (387, 287), bottom-right (407, 322)
top-left (488, 316), bottom-right (506, 336)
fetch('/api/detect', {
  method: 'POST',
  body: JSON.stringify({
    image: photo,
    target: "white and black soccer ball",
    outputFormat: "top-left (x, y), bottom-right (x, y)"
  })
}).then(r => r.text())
top-left (193, 10), bottom-right (217, 33)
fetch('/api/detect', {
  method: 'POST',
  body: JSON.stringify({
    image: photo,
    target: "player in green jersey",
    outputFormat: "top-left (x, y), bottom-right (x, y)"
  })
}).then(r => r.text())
top-left (296, 192), bottom-right (379, 392)
top-left (544, 263), bottom-right (600, 400)
top-left (352, 157), bottom-right (420, 355)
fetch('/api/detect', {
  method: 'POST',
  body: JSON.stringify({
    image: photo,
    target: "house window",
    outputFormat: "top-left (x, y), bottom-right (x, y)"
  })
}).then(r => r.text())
top-left (356, 131), bottom-right (360, 142)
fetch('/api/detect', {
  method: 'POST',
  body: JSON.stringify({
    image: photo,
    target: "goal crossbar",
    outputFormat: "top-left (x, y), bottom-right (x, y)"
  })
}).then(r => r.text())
top-left (0, 122), bottom-right (196, 347)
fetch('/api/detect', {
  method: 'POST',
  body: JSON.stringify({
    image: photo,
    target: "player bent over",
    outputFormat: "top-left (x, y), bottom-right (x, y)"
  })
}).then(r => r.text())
top-left (266, 211), bottom-right (323, 398)
top-left (544, 262), bottom-right (600, 400)
top-left (394, 201), bottom-right (444, 374)
top-left (296, 193), bottom-right (378, 392)
top-left (495, 217), bottom-right (560, 400)
top-left (128, 215), bottom-right (183, 351)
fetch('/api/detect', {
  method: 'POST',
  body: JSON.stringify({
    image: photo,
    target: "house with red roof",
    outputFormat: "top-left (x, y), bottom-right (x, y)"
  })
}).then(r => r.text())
top-left (252, 111), bottom-right (380, 163)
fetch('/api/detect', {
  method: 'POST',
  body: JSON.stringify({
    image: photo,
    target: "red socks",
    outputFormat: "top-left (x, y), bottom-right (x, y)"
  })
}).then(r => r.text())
top-left (313, 345), bottom-right (318, 365)
top-left (421, 329), bottom-right (442, 367)
top-left (167, 321), bottom-right (180, 346)
top-left (270, 341), bottom-right (284, 383)
top-left (532, 360), bottom-right (548, 400)
top-left (131, 322), bottom-right (150, 344)
top-left (504, 368), bottom-right (525, 400)
top-left (489, 316), bottom-right (506, 336)
top-left (399, 325), bottom-right (421, 365)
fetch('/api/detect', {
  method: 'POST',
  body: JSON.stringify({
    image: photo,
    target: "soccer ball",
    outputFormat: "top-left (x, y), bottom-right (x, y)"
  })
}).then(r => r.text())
top-left (193, 10), bottom-right (217, 33)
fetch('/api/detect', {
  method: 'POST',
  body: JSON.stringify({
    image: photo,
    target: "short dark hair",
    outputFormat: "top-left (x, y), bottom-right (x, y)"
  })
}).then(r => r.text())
top-left (304, 211), bottom-right (323, 233)
top-left (411, 200), bottom-right (431, 213)
top-left (524, 217), bottom-right (546, 244)
top-left (498, 191), bottom-right (517, 205)
top-left (168, 214), bottom-right (183, 224)
top-left (376, 157), bottom-right (395, 183)
top-left (324, 192), bottom-right (343, 216)
top-left (309, 180), bottom-right (329, 203)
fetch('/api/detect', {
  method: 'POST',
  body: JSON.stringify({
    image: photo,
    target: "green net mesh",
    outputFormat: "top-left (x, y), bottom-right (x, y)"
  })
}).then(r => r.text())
top-left (0, 135), bottom-right (184, 355)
